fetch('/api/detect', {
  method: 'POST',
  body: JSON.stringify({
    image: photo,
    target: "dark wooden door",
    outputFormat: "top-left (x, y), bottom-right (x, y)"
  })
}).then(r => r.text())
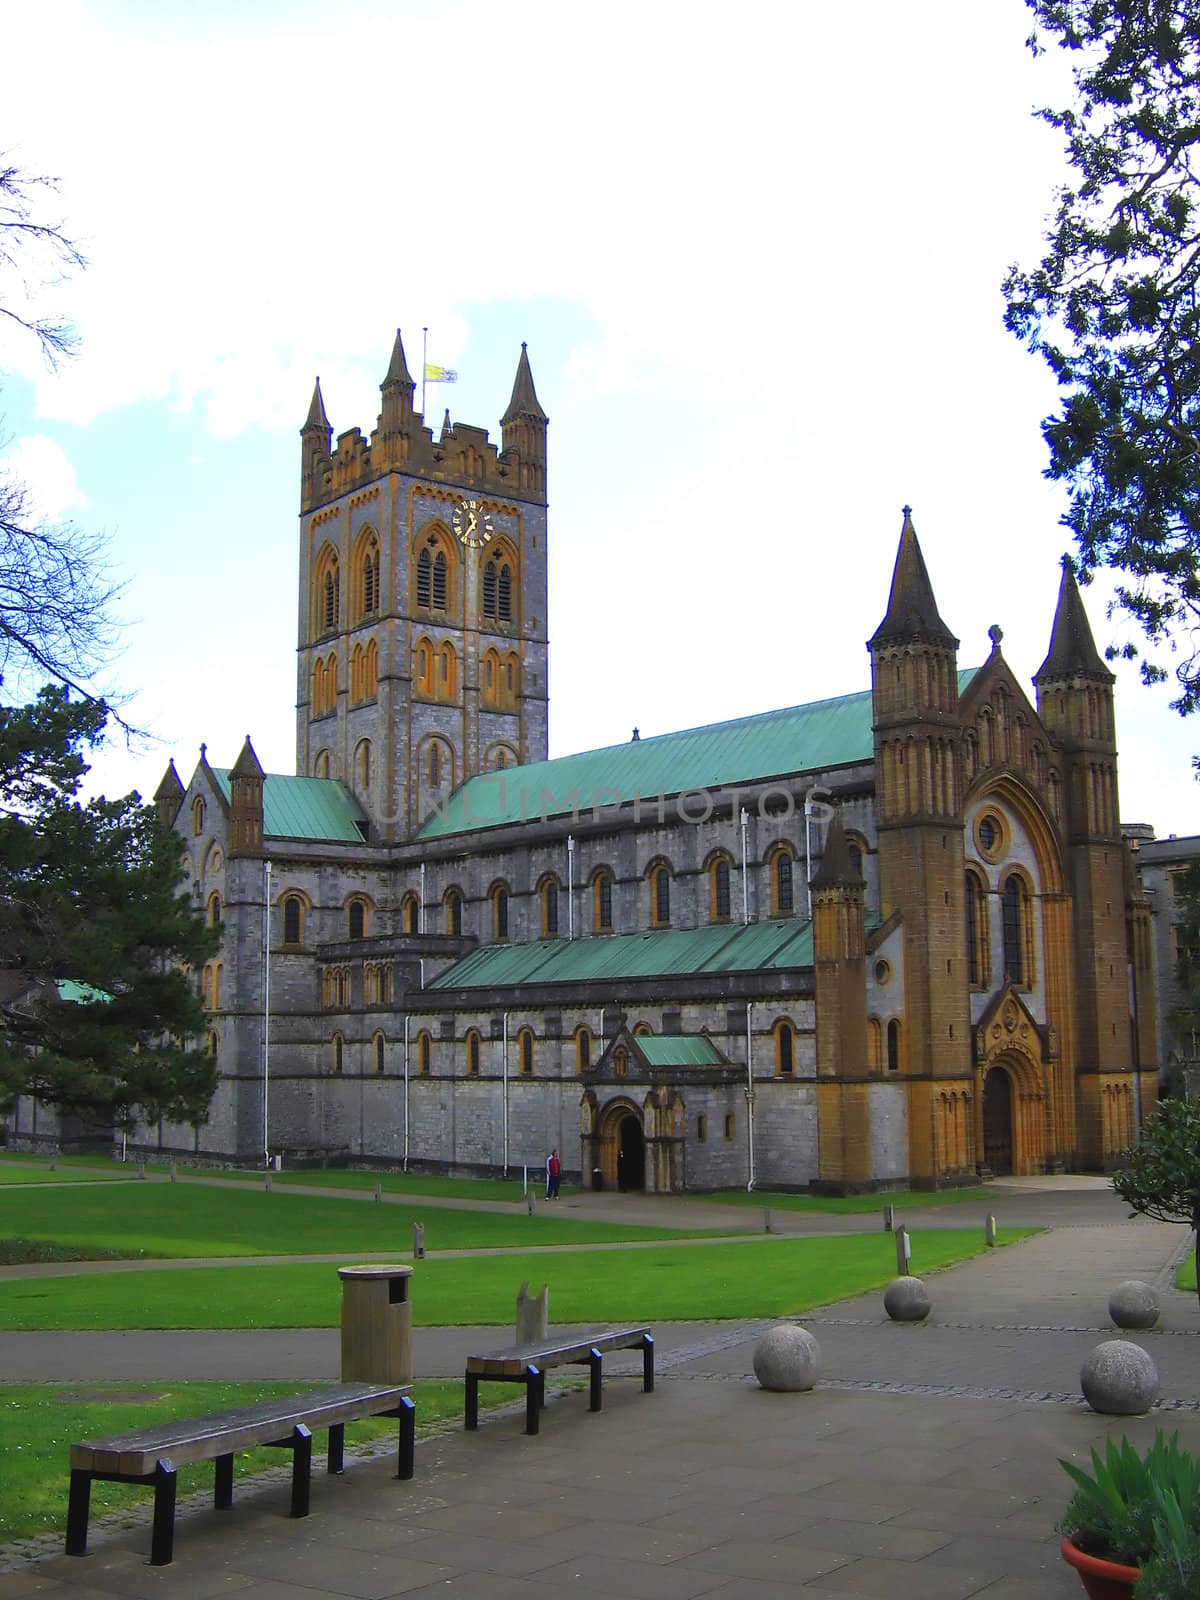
top-left (982, 1068), bottom-right (1014, 1176)
top-left (617, 1115), bottom-right (645, 1190)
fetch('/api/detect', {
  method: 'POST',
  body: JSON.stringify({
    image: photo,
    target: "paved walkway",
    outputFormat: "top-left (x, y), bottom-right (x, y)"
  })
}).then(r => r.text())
top-left (2, 1180), bottom-right (1199, 1599)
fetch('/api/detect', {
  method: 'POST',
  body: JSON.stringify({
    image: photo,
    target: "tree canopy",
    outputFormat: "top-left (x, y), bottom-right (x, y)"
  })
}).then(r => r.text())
top-left (1003, 1), bottom-right (1200, 720)
top-left (0, 161), bottom-right (120, 702)
top-left (1112, 1094), bottom-right (1200, 1304)
top-left (0, 688), bottom-right (218, 1130)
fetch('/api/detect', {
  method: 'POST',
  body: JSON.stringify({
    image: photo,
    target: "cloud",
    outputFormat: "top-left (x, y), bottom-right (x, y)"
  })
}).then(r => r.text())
top-left (0, 433), bottom-right (89, 519)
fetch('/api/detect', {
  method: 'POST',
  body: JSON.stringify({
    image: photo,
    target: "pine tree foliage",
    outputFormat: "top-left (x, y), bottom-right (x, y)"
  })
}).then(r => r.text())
top-left (1112, 1095), bottom-right (1200, 1304)
top-left (0, 688), bottom-right (218, 1129)
top-left (1004, 1), bottom-right (1200, 718)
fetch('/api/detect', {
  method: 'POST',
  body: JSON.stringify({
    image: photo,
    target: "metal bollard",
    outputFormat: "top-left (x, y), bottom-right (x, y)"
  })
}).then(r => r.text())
top-left (137, 1161), bottom-right (146, 1180)
top-left (894, 1224), bottom-right (912, 1274)
top-left (169, 1161), bottom-right (177, 1183)
top-left (985, 1213), bottom-right (997, 1248)
top-left (882, 1203), bottom-right (895, 1232)
top-left (264, 1174), bottom-right (272, 1192)
top-left (527, 1191), bottom-right (536, 1216)
top-left (412, 1223), bottom-right (425, 1259)
top-left (374, 1181), bottom-right (382, 1203)
top-left (763, 1208), bottom-right (773, 1234)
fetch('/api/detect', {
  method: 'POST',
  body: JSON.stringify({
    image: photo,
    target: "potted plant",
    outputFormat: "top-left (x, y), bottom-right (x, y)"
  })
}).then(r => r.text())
top-left (1057, 1431), bottom-right (1200, 1600)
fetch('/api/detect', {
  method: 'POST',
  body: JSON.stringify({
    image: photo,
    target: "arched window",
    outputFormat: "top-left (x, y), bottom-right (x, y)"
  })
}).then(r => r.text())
top-left (593, 868), bottom-right (614, 933)
top-left (482, 549), bottom-right (516, 622)
top-left (418, 1030), bottom-right (431, 1074)
top-left (363, 638), bottom-right (378, 699)
top-left (332, 1033), bottom-right (344, 1074)
top-left (428, 740), bottom-right (441, 787)
top-left (633, 1021), bottom-right (652, 1037)
top-left (438, 641), bottom-right (458, 700)
top-left (847, 842), bottom-right (864, 879)
top-left (312, 656), bottom-right (327, 716)
top-left (710, 856), bottom-right (732, 921)
top-left (374, 1033), bottom-right (386, 1075)
top-left (649, 863), bottom-right (671, 928)
top-left (446, 889), bottom-right (463, 937)
top-left (432, 550), bottom-right (447, 610)
top-left (887, 1019), bottom-right (901, 1072)
top-left (483, 558), bottom-right (497, 617)
top-left (417, 547), bottom-right (431, 609)
top-left (1002, 875), bottom-right (1032, 985)
top-left (769, 847), bottom-right (794, 917)
top-left (201, 962), bottom-right (214, 1009)
top-left (207, 1030), bottom-right (218, 1062)
top-left (347, 898), bottom-right (367, 940)
top-left (775, 1020), bottom-right (795, 1077)
top-left (575, 1026), bottom-right (592, 1073)
top-left (355, 739), bottom-right (371, 791)
top-left (482, 647), bottom-right (500, 708)
top-left (518, 1027), bottom-right (534, 1075)
top-left (465, 1030), bottom-right (480, 1075)
top-left (966, 871), bottom-right (990, 987)
top-left (283, 894), bottom-right (304, 946)
top-left (207, 892), bottom-right (222, 927)
top-left (313, 544), bottom-right (340, 636)
top-left (541, 876), bottom-right (560, 937)
top-left (355, 531), bottom-right (380, 620)
top-left (868, 1017), bottom-right (883, 1072)
top-left (416, 530), bottom-right (455, 613)
top-left (350, 643), bottom-right (364, 703)
top-left (401, 892), bottom-right (419, 935)
top-left (415, 638), bottom-right (434, 697)
top-left (498, 562), bottom-right (512, 620)
top-left (491, 883), bottom-right (509, 941)
top-left (192, 795), bottom-right (206, 835)
top-left (614, 1046), bottom-right (628, 1076)
top-left (325, 651), bottom-right (338, 709)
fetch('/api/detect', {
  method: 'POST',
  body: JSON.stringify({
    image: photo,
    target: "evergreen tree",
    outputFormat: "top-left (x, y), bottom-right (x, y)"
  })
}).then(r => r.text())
top-left (1003, 1), bottom-right (1200, 722)
top-left (1113, 1095), bottom-right (1200, 1306)
top-left (0, 687), bottom-right (218, 1130)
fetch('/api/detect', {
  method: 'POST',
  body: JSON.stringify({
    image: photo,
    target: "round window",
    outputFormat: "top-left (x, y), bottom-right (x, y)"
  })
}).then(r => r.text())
top-left (975, 811), bottom-right (1006, 861)
top-left (874, 959), bottom-right (891, 985)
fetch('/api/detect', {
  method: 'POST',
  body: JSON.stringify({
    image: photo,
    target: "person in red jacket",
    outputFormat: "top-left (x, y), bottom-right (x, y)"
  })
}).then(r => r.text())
top-left (546, 1148), bottom-right (561, 1200)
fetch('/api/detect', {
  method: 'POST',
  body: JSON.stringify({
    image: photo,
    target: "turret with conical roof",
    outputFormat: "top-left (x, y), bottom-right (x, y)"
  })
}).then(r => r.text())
top-left (500, 342), bottom-right (548, 496)
top-left (379, 329), bottom-right (416, 437)
top-left (154, 759), bottom-right (185, 830)
top-left (229, 736), bottom-right (265, 858)
top-left (301, 378), bottom-right (332, 510)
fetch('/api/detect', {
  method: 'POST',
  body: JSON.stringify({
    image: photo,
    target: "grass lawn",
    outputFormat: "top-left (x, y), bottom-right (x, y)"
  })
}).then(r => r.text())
top-left (0, 1377), bottom-right (501, 1544)
top-left (699, 1186), bottom-right (988, 1214)
top-left (0, 1162), bottom-right (134, 1186)
top-left (0, 1182), bottom-right (717, 1260)
top-left (0, 1229), bottom-right (1032, 1330)
top-left (1179, 1254), bottom-right (1196, 1293)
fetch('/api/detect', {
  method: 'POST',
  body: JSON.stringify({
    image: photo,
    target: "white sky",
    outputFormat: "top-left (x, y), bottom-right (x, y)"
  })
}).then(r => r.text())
top-left (1, 0), bottom-right (1196, 837)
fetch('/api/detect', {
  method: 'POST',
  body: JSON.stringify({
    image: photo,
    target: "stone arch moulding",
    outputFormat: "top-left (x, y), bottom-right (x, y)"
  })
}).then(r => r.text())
top-left (963, 771), bottom-right (1064, 896)
top-left (590, 1094), bottom-right (645, 1194)
top-left (973, 987), bottom-right (1052, 1176)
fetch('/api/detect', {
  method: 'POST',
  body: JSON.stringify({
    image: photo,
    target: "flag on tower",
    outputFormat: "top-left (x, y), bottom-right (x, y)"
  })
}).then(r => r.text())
top-left (424, 364), bottom-right (457, 383)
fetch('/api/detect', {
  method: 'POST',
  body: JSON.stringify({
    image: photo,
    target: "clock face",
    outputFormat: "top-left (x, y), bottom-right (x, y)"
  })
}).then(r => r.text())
top-left (451, 497), bottom-right (495, 549)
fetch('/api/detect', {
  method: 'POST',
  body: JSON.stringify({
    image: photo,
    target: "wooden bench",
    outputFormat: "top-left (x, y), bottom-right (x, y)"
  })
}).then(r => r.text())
top-left (66, 1381), bottom-right (414, 1566)
top-left (465, 1325), bottom-right (653, 1436)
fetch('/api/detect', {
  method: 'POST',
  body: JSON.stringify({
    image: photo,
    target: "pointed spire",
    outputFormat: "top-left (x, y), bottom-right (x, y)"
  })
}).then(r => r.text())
top-left (154, 759), bottom-right (184, 804)
top-left (1034, 556), bottom-right (1113, 683)
top-left (440, 407), bottom-right (453, 443)
top-left (382, 328), bottom-right (414, 390)
top-left (868, 507), bottom-right (957, 650)
top-left (501, 342), bottom-right (548, 425)
top-left (812, 816), bottom-right (862, 888)
top-left (303, 378), bottom-right (330, 432)
top-left (230, 736), bottom-right (265, 779)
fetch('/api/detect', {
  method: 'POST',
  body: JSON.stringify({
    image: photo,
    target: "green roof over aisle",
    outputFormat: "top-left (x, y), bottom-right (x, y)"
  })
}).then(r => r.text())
top-left (635, 1035), bottom-right (726, 1066)
top-left (212, 770), bottom-right (368, 843)
top-left (428, 919), bottom-right (817, 990)
top-left (418, 671), bottom-right (977, 840)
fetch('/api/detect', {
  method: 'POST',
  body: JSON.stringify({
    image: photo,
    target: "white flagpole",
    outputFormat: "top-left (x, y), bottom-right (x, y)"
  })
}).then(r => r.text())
top-left (421, 326), bottom-right (428, 416)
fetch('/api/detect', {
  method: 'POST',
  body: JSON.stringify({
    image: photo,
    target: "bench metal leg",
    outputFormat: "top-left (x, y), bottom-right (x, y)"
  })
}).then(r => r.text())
top-left (65, 1469), bottom-right (92, 1556)
top-left (397, 1394), bottom-right (415, 1481)
top-left (464, 1372), bottom-right (479, 1430)
top-left (289, 1425), bottom-right (313, 1519)
top-left (215, 1453), bottom-right (234, 1509)
top-left (524, 1364), bottom-right (543, 1436)
top-left (149, 1459), bottom-right (177, 1567)
top-left (328, 1423), bottom-right (345, 1475)
top-left (642, 1333), bottom-right (655, 1392)
top-left (589, 1348), bottom-right (603, 1412)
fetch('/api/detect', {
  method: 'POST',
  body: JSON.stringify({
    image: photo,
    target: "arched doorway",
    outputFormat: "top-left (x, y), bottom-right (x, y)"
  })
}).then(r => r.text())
top-left (616, 1113), bottom-right (645, 1192)
top-left (982, 1066), bottom-right (1014, 1176)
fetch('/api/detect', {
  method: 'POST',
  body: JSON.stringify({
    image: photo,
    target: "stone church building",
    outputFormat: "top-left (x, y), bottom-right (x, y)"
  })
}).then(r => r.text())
top-left (145, 331), bottom-right (1156, 1191)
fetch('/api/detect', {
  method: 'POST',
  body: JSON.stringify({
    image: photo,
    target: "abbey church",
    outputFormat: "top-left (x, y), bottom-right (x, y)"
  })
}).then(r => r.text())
top-left (146, 331), bottom-right (1156, 1191)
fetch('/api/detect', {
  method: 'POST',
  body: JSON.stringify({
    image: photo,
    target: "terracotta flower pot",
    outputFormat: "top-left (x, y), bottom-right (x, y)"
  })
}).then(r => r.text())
top-left (1060, 1535), bottom-right (1140, 1600)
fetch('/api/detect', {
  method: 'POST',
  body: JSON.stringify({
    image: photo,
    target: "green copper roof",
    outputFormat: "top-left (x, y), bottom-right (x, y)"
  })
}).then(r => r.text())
top-left (211, 770), bottom-right (369, 843)
top-left (56, 979), bottom-right (111, 1005)
top-left (428, 919), bottom-right (816, 990)
top-left (636, 1035), bottom-right (725, 1066)
top-left (418, 671), bottom-right (978, 841)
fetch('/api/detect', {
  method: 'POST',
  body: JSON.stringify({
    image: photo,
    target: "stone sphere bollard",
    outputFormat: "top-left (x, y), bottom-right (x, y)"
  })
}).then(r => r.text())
top-left (883, 1275), bottom-right (931, 1322)
top-left (753, 1323), bottom-right (821, 1392)
top-left (1080, 1339), bottom-right (1160, 1415)
top-left (1108, 1280), bottom-right (1160, 1330)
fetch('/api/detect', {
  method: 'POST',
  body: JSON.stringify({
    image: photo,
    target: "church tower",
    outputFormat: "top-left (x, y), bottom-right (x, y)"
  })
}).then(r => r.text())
top-left (812, 817), bottom-right (871, 1189)
top-left (1033, 560), bottom-right (1144, 1162)
top-left (295, 333), bottom-right (550, 841)
top-left (868, 509), bottom-right (972, 1183)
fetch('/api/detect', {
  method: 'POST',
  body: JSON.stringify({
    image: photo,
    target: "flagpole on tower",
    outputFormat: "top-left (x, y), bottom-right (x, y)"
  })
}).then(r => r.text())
top-left (421, 326), bottom-right (428, 416)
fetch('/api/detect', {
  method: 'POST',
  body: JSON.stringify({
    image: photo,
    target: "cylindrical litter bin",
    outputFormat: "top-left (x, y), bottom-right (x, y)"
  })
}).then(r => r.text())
top-left (338, 1264), bottom-right (413, 1384)
top-left (592, 1168), bottom-right (603, 1192)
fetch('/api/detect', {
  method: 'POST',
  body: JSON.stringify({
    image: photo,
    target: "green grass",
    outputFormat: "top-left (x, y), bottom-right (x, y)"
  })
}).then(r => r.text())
top-left (0, 1240), bottom-right (157, 1266)
top-left (699, 1186), bottom-right (989, 1213)
top-left (0, 1378), bottom-right (494, 1543)
top-left (0, 1230), bottom-right (1031, 1330)
top-left (0, 1182), bottom-right (718, 1260)
top-left (0, 1162), bottom-right (134, 1186)
top-left (1178, 1254), bottom-right (1196, 1293)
